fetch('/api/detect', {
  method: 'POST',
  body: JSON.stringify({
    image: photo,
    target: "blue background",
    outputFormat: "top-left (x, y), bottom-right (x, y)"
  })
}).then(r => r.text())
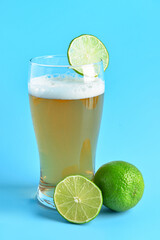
top-left (1, 0), bottom-right (160, 239)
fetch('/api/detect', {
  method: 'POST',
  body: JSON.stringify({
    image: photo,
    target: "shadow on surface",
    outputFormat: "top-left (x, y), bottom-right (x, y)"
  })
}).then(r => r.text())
top-left (99, 205), bottom-right (126, 217)
top-left (28, 197), bottom-right (67, 223)
top-left (0, 185), bottom-right (67, 224)
top-left (0, 185), bottom-right (126, 223)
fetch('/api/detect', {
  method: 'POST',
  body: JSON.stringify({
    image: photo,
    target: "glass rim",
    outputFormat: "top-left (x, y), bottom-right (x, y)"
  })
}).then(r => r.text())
top-left (30, 55), bottom-right (103, 68)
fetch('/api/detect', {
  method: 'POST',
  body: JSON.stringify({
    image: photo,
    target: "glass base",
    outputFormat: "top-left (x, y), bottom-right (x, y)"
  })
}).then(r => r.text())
top-left (37, 185), bottom-right (56, 209)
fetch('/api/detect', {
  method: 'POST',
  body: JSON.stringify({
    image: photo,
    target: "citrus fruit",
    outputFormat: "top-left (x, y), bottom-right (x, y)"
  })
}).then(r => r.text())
top-left (67, 34), bottom-right (109, 75)
top-left (54, 175), bottom-right (103, 224)
top-left (94, 161), bottom-right (144, 212)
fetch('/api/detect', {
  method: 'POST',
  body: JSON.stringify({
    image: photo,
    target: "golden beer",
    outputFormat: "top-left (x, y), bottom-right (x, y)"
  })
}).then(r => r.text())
top-left (29, 93), bottom-right (104, 187)
top-left (28, 56), bottom-right (105, 207)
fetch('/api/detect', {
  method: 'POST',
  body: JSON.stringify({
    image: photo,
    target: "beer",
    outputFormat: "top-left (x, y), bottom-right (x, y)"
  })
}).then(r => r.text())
top-left (29, 75), bottom-right (104, 197)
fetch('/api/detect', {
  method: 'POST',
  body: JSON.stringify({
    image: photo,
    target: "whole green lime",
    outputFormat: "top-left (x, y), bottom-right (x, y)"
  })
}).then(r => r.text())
top-left (94, 161), bottom-right (144, 212)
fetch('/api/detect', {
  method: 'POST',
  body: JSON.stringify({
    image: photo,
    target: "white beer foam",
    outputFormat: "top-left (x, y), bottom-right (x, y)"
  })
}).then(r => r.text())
top-left (28, 74), bottom-right (104, 99)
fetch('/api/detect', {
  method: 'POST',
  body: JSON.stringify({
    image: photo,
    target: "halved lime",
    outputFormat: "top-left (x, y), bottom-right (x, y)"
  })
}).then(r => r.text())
top-left (54, 175), bottom-right (103, 224)
top-left (67, 34), bottom-right (109, 75)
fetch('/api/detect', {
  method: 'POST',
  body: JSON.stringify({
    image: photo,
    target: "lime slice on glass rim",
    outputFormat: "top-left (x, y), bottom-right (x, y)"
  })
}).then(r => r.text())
top-left (67, 34), bottom-right (109, 76)
top-left (54, 175), bottom-right (103, 224)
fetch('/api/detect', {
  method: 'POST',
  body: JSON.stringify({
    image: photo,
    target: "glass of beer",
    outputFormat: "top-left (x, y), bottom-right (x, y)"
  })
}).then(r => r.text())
top-left (28, 55), bottom-right (105, 208)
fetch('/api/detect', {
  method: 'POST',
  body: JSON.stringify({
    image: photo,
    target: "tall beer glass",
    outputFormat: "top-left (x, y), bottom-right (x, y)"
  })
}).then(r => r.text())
top-left (28, 56), bottom-right (105, 208)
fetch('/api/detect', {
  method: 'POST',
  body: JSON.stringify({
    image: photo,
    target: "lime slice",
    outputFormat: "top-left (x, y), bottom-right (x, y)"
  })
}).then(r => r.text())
top-left (67, 34), bottom-right (109, 75)
top-left (54, 175), bottom-right (103, 224)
